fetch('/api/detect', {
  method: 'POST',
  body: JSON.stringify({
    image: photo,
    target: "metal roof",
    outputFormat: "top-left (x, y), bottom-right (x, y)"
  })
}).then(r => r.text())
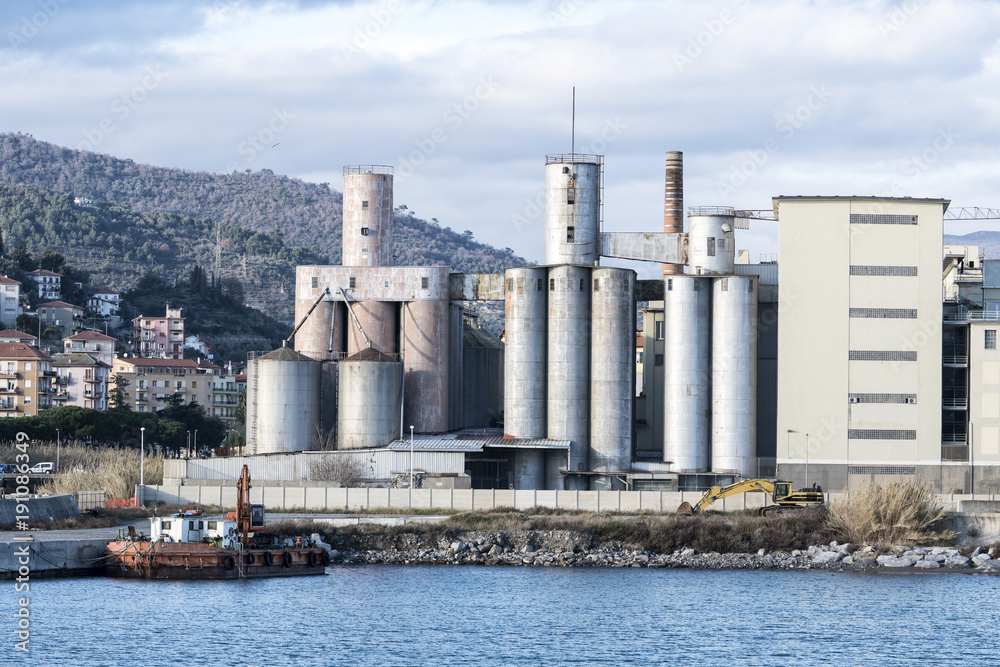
top-left (388, 428), bottom-right (570, 452)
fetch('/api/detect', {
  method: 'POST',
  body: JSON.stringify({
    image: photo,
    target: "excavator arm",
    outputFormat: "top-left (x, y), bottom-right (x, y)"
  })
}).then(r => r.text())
top-left (690, 479), bottom-right (777, 514)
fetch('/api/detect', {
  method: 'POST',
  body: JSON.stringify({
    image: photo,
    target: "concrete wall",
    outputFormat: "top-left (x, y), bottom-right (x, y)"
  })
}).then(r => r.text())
top-left (0, 494), bottom-right (79, 524)
top-left (0, 538), bottom-right (108, 579)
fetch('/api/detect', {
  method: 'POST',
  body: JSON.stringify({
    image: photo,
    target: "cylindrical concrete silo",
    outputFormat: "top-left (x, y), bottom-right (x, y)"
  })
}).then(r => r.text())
top-left (688, 207), bottom-right (736, 275)
top-left (712, 275), bottom-right (757, 477)
top-left (347, 301), bottom-right (397, 356)
top-left (590, 267), bottom-right (635, 490)
top-left (544, 154), bottom-right (602, 266)
top-left (664, 275), bottom-right (712, 472)
top-left (403, 299), bottom-right (450, 433)
top-left (547, 264), bottom-right (591, 489)
top-left (294, 295), bottom-right (334, 361)
top-left (504, 267), bottom-right (548, 438)
top-left (337, 348), bottom-right (403, 450)
top-left (252, 346), bottom-right (321, 453)
top-left (513, 450), bottom-right (545, 490)
top-left (342, 166), bottom-right (394, 267)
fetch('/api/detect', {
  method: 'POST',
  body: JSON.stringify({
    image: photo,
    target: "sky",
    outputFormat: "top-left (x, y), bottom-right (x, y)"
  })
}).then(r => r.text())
top-left (2, 0), bottom-right (1000, 276)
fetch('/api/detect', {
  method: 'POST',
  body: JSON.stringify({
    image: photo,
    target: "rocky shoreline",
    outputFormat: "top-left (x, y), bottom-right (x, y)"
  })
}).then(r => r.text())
top-left (312, 529), bottom-right (1000, 574)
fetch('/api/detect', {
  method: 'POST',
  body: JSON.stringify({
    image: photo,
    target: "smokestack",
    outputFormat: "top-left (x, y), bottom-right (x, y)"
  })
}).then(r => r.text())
top-left (663, 151), bottom-right (683, 276)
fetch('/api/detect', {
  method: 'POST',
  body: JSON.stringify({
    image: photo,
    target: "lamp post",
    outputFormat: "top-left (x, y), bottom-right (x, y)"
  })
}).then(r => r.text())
top-left (56, 428), bottom-right (60, 473)
top-left (409, 425), bottom-right (415, 491)
top-left (805, 432), bottom-right (810, 489)
top-left (140, 427), bottom-right (146, 505)
top-left (194, 429), bottom-right (198, 458)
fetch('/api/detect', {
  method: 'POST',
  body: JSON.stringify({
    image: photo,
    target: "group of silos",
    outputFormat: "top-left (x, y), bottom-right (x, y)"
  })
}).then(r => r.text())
top-left (248, 166), bottom-right (462, 455)
top-left (665, 206), bottom-right (758, 478)
top-left (504, 155), bottom-right (636, 490)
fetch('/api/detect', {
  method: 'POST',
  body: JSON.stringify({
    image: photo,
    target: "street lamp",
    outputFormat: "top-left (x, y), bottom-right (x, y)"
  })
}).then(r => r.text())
top-left (194, 429), bottom-right (198, 458)
top-left (409, 425), bottom-right (415, 491)
top-left (140, 427), bottom-right (146, 505)
top-left (56, 428), bottom-right (60, 473)
top-left (805, 432), bottom-right (810, 489)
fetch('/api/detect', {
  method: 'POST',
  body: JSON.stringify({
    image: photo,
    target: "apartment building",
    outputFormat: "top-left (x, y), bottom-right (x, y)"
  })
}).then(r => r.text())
top-left (112, 356), bottom-right (221, 412)
top-left (64, 330), bottom-right (116, 366)
top-left (27, 269), bottom-right (61, 300)
top-left (87, 289), bottom-right (122, 317)
top-left (132, 307), bottom-right (185, 360)
top-left (51, 352), bottom-right (110, 411)
top-left (0, 277), bottom-right (21, 329)
top-left (37, 301), bottom-right (84, 339)
top-left (0, 343), bottom-right (54, 417)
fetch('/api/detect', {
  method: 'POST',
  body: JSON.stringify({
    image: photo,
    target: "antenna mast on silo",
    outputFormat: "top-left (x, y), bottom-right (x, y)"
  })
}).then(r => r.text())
top-left (571, 86), bottom-right (575, 156)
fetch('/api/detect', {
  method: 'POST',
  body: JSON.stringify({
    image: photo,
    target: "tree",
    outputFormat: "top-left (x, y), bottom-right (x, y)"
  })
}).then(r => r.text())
top-left (11, 244), bottom-right (31, 270)
top-left (109, 374), bottom-right (130, 410)
top-left (39, 249), bottom-right (66, 272)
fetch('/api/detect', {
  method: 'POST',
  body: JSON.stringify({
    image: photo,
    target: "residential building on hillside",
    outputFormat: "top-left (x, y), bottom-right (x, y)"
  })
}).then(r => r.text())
top-left (64, 330), bottom-right (116, 366)
top-left (112, 356), bottom-right (220, 412)
top-left (211, 369), bottom-right (245, 429)
top-left (27, 269), bottom-right (61, 300)
top-left (0, 330), bottom-right (35, 344)
top-left (87, 289), bottom-right (122, 317)
top-left (0, 343), bottom-right (54, 417)
top-left (51, 353), bottom-right (110, 411)
top-left (38, 301), bottom-right (84, 339)
top-left (132, 307), bottom-right (185, 360)
top-left (0, 277), bottom-right (20, 329)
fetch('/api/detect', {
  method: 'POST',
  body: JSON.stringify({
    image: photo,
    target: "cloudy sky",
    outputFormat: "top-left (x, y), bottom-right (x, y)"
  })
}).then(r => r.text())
top-left (2, 0), bottom-right (1000, 274)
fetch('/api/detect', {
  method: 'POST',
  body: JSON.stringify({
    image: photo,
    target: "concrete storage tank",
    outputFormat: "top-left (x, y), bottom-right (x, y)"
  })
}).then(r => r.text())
top-left (347, 300), bottom-right (397, 356)
top-left (590, 267), bottom-right (636, 490)
top-left (688, 207), bottom-right (736, 275)
top-left (504, 267), bottom-right (548, 438)
top-left (293, 295), bottom-right (336, 361)
top-left (403, 299), bottom-right (450, 433)
top-left (337, 347), bottom-right (403, 450)
top-left (513, 449), bottom-right (545, 490)
top-left (664, 275), bottom-right (712, 472)
top-left (711, 275), bottom-right (757, 477)
top-left (249, 346), bottom-right (321, 454)
top-left (342, 166), bottom-right (394, 267)
top-left (543, 154), bottom-right (602, 266)
top-left (547, 264), bottom-right (592, 489)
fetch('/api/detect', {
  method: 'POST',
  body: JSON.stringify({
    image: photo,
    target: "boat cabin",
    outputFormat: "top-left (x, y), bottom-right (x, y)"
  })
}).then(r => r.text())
top-left (149, 517), bottom-right (240, 549)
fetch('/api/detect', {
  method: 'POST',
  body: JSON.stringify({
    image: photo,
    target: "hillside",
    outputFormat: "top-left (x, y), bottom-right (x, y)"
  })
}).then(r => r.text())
top-left (944, 231), bottom-right (1000, 259)
top-left (0, 133), bottom-right (528, 323)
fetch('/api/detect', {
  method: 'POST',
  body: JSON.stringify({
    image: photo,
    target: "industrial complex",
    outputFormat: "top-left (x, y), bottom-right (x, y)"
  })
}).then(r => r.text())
top-left (179, 149), bottom-right (1000, 495)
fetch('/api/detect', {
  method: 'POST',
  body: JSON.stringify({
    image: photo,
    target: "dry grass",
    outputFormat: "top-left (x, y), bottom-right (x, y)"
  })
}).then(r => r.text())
top-left (826, 480), bottom-right (954, 547)
top-left (35, 447), bottom-right (164, 499)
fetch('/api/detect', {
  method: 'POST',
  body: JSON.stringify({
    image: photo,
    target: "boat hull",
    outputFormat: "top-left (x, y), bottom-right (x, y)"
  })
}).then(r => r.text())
top-left (104, 541), bottom-right (328, 580)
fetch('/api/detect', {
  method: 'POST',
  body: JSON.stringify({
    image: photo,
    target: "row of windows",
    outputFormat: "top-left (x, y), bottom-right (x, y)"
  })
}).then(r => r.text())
top-left (847, 429), bottom-right (917, 440)
top-left (848, 393), bottom-right (917, 404)
top-left (847, 465), bottom-right (917, 475)
top-left (849, 308), bottom-right (917, 319)
top-left (312, 276), bottom-right (431, 290)
top-left (666, 278), bottom-right (703, 291)
top-left (849, 265), bottom-right (918, 276)
top-left (848, 350), bottom-right (917, 361)
top-left (849, 213), bottom-right (918, 225)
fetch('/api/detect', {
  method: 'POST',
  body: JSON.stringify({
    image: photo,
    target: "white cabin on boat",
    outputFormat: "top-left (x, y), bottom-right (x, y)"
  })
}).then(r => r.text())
top-left (149, 516), bottom-right (240, 549)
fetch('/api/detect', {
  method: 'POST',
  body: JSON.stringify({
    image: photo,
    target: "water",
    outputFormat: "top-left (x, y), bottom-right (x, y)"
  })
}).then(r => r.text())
top-left (12, 567), bottom-right (1000, 666)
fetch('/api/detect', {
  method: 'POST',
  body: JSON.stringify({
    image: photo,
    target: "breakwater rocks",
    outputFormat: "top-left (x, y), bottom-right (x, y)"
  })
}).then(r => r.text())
top-left (316, 530), bottom-right (1000, 574)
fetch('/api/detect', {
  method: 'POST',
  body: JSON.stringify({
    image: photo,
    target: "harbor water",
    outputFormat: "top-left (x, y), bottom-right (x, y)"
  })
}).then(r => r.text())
top-left (13, 566), bottom-right (1000, 666)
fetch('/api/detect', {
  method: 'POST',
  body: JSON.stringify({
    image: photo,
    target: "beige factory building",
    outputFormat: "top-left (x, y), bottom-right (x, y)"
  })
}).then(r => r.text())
top-left (776, 196), bottom-right (951, 490)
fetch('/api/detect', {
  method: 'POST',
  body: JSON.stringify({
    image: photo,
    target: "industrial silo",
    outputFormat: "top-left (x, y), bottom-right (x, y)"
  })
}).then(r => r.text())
top-left (337, 347), bottom-right (403, 450)
top-left (664, 275), bottom-right (712, 472)
top-left (403, 299), bottom-right (451, 433)
top-left (342, 165), bottom-right (394, 267)
top-left (346, 300), bottom-right (398, 356)
top-left (711, 275), bottom-right (757, 477)
top-left (513, 450), bottom-right (545, 490)
top-left (543, 154), bottom-right (602, 266)
top-left (293, 293), bottom-right (336, 361)
top-left (503, 267), bottom-right (548, 438)
top-left (590, 267), bottom-right (635, 490)
top-left (688, 207), bottom-right (736, 275)
top-left (250, 346), bottom-right (321, 453)
top-left (547, 264), bottom-right (592, 489)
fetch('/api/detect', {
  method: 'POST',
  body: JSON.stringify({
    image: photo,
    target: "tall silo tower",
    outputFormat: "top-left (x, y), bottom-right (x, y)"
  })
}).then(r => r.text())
top-left (342, 165), bottom-right (394, 267)
top-left (544, 154), bottom-right (602, 266)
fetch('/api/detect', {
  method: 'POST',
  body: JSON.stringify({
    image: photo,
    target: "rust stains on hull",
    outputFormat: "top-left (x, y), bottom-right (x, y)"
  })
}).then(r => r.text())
top-left (104, 541), bottom-right (328, 580)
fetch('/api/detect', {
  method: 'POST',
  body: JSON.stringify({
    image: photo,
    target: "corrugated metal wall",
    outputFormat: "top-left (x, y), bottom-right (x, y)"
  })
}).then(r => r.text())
top-left (756, 301), bottom-right (778, 459)
top-left (174, 451), bottom-right (466, 482)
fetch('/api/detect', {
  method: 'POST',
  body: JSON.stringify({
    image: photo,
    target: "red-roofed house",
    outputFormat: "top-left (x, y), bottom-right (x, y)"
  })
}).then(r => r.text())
top-left (0, 330), bottom-right (35, 344)
top-left (0, 343), bottom-right (54, 417)
top-left (64, 330), bottom-right (116, 366)
top-left (132, 307), bottom-right (185, 360)
top-left (0, 276), bottom-right (20, 329)
top-left (87, 289), bottom-right (121, 317)
top-left (27, 269), bottom-right (61, 300)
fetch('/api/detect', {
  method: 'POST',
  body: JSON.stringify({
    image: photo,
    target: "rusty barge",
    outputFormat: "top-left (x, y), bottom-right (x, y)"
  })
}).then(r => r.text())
top-left (104, 465), bottom-right (329, 580)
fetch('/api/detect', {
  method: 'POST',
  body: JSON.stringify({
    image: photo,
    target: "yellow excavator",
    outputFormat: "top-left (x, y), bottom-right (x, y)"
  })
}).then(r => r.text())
top-left (677, 479), bottom-right (824, 516)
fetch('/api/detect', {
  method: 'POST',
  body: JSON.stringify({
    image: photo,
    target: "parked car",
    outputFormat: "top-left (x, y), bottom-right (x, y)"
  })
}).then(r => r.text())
top-left (0, 463), bottom-right (20, 475)
top-left (29, 462), bottom-right (55, 474)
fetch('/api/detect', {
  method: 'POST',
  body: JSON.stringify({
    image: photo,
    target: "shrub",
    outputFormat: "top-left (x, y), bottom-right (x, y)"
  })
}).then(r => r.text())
top-left (826, 480), bottom-right (954, 547)
top-left (36, 447), bottom-right (163, 499)
top-left (308, 453), bottom-right (367, 487)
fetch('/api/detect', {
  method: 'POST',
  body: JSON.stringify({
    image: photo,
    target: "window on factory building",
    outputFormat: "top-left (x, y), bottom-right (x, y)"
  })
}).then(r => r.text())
top-left (550, 279), bottom-right (555, 291)
top-left (987, 330), bottom-right (997, 350)
top-left (361, 227), bottom-right (369, 236)
top-left (720, 278), bottom-right (728, 291)
top-left (567, 226), bottom-right (575, 242)
top-left (311, 277), bottom-right (318, 289)
top-left (718, 238), bottom-right (726, 250)
top-left (667, 279), bottom-right (673, 291)
top-left (579, 278), bottom-right (585, 292)
top-left (349, 277), bottom-right (356, 289)
top-left (421, 277), bottom-right (429, 290)
top-left (707, 237), bottom-right (716, 257)
top-left (362, 200), bottom-right (369, 210)
top-left (537, 279), bottom-right (544, 291)
top-left (507, 279), bottom-right (513, 292)
top-left (567, 188), bottom-right (575, 205)
top-left (655, 321), bottom-right (664, 341)
top-left (593, 279), bottom-right (599, 292)
top-left (384, 278), bottom-right (389, 288)
top-left (654, 354), bottom-right (663, 366)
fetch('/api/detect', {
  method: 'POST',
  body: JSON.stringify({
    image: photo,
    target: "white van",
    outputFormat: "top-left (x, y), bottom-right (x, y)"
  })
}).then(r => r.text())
top-left (30, 462), bottom-right (54, 474)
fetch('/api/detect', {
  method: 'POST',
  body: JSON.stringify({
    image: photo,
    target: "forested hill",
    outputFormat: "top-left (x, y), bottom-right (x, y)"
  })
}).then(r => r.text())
top-left (0, 132), bottom-right (528, 275)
